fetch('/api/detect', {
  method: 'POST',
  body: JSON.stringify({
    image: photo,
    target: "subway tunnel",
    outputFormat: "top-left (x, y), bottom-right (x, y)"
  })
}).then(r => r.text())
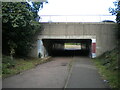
top-left (42, 39), bottom-right (92, 57)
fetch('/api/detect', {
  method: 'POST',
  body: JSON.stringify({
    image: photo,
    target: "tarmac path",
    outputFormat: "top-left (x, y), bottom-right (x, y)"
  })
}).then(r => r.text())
top-left (3, 57), bottom-right (109, 88)
top-left (65, 57), bottom-right (109, 88)
top-left (3, 57), bottom-right (71, 88)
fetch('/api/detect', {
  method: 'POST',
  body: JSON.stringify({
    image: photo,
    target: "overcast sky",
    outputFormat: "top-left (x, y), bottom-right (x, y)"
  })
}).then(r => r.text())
top-left (38, 0), bottom-right (117, 22)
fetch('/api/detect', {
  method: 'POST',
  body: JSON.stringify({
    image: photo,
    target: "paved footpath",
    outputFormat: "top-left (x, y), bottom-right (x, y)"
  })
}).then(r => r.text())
top-left (3, 57), bottom-right (71, 88)
top-left (3, 57), bottom-right (110, 89)
top-left (65, 57), bottom-right (110, 88)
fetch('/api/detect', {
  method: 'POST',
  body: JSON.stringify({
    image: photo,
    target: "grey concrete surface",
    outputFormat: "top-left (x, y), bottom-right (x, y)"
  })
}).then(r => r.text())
top-left (65, 57), bottom-right (110, 88)
top-left (30, 22), bottom-right (116, 58)
top-left (2, 57), bottom-right (71, 88)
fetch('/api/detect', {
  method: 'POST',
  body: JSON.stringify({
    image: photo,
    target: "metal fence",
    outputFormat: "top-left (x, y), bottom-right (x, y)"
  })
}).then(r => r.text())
top-left (39, 15), bottom-right (116, 22)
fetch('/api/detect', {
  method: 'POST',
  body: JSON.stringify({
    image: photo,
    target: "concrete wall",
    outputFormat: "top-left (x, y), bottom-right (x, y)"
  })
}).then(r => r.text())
top-left (29, 22), bottom-right (117, 58)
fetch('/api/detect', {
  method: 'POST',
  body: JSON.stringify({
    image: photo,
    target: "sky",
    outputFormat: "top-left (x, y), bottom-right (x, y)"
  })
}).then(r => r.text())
top-left (38, 0), bottom-right (117, 22)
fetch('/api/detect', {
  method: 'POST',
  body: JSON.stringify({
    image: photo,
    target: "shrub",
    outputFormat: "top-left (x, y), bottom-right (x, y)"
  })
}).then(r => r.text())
top-left (2, 55), bottom-right (16, 74)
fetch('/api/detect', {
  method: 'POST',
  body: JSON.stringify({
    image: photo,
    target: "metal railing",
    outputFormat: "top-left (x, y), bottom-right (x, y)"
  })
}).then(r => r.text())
top-left (39, 15), bottom-right (116, 22)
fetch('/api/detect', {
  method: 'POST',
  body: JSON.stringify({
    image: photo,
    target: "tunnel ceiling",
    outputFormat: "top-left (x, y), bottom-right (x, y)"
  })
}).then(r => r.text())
top-left (42, 39), bottom-right (92, 43)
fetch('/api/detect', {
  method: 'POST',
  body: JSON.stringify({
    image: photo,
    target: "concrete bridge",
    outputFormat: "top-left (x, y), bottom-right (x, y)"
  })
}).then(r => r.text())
top-left (29, 22), bottom-right (117, 58)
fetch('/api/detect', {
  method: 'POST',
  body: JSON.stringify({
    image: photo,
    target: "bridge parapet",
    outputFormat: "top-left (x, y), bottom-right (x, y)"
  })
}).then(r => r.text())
top-left (39, 22), bottom-right (116, 37)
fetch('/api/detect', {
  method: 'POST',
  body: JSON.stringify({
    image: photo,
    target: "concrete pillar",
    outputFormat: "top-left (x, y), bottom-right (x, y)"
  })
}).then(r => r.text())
top-left (61, 43), bottom-right (64, 49)
top-left (53, 43), bottom-right (64, 50)
top-left (58, 43), bottom-right (64, 50)
top-left (91, 39), bottom-right (96, 58)
top-left (37, 39), bottom-right (48, 58)
top-left (81, 43), bottom-right (83, 49)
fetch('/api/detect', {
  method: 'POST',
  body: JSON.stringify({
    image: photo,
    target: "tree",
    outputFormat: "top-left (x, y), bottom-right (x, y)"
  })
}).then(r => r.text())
top-left (109, 1), bottom-right (120, 56)
top-left (2, 2), bottom-right (45, 57)
top-left (109, 1), bottom-right (120, 23)
top-left (109, 1), bottom-right (120, 43)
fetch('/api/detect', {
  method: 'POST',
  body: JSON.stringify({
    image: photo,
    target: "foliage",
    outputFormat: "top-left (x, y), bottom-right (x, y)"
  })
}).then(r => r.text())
top-left (109, 3), bottom-right (120, 87)
top-left (109, 1), bottom-right (120, 43)
top-left (97, 48), bottom-right (119, 71)
top-left (2, 55), bottom-right (16, 74)
top-left (109, 1), bottom-right (120, 23)
top-left (2, 2), bottom-right (43, 57)
top-left (65, 43), bottom-right (81, 45)
top-left (93, 48), bottom-right (119, 88)
top-left (2, 55), bottom-right (51, 78)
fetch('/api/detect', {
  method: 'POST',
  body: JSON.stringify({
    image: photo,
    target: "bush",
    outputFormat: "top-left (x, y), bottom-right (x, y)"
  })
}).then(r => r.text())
top-left (97, 48), bottom-right (119, 71)
top-left (2, 55), bottom-right (16, 74)
top-left (93, 48), bottom-right (119, 88)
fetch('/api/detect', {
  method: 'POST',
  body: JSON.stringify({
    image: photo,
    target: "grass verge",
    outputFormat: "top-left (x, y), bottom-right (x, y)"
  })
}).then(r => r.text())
top-left (2, 55), bottom-right (52, 78)
top-left (92, 48), bottom-right (119, 88)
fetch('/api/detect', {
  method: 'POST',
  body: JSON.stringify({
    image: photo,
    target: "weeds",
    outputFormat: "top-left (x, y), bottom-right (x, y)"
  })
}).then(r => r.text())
top-left (93, 48), bottom-right (119, 88)
top-left (2, 56), bottom-right (51, 78)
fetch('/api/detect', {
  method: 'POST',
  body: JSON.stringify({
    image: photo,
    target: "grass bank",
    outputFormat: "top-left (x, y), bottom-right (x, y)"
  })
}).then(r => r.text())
top-left (92, 48), bottom-right (119, 88)
top-left (2, 55), bottom-right (51, 78)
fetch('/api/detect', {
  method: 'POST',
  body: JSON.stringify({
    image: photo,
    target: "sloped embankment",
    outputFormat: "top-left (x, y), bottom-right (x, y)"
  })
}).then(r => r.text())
top-left (93, 48), bottom-right (119, 88)
top-left (2, 55), bottom-right (52, 78)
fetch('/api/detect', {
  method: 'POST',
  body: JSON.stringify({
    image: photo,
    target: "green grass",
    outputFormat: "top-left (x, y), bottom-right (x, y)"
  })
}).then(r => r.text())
top-left (65, 43), bottom-right (81, 45)
top-left (2, 56), bottom-right (52, 78)
top-left (92, 48), bottom-right (119, 88)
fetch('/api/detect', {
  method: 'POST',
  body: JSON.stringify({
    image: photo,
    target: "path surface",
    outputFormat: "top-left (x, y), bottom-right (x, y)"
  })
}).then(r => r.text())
top-left (3, 57), bottom-right (109, 88)
top-left (3, 57), bottom-right (71, 88)
top-left (65, 57), bottom-right (109, 88)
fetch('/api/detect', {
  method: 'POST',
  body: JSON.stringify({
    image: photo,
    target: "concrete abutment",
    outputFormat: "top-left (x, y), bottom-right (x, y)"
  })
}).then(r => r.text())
top-left (28, 22), bottom-right (117, 58)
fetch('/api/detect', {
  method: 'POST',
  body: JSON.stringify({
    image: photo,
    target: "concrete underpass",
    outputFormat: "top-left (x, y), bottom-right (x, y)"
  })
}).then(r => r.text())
top-left (3, 23), bottom-right (116, 88)
top-left (3, 23), bottom-right (115, 88)
top-left (28, 22), bottom-right (116, 58)
top-left (42, 39), bottom-right (92, 57)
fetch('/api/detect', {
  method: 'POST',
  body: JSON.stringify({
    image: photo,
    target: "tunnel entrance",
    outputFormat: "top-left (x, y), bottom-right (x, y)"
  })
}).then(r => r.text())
top-left (42, 39), bottom-right (92, 57)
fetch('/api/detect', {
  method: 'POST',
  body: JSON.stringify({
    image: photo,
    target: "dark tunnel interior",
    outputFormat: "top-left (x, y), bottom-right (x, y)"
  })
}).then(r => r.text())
top-left (42, 39), bottom-right (92, 57)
